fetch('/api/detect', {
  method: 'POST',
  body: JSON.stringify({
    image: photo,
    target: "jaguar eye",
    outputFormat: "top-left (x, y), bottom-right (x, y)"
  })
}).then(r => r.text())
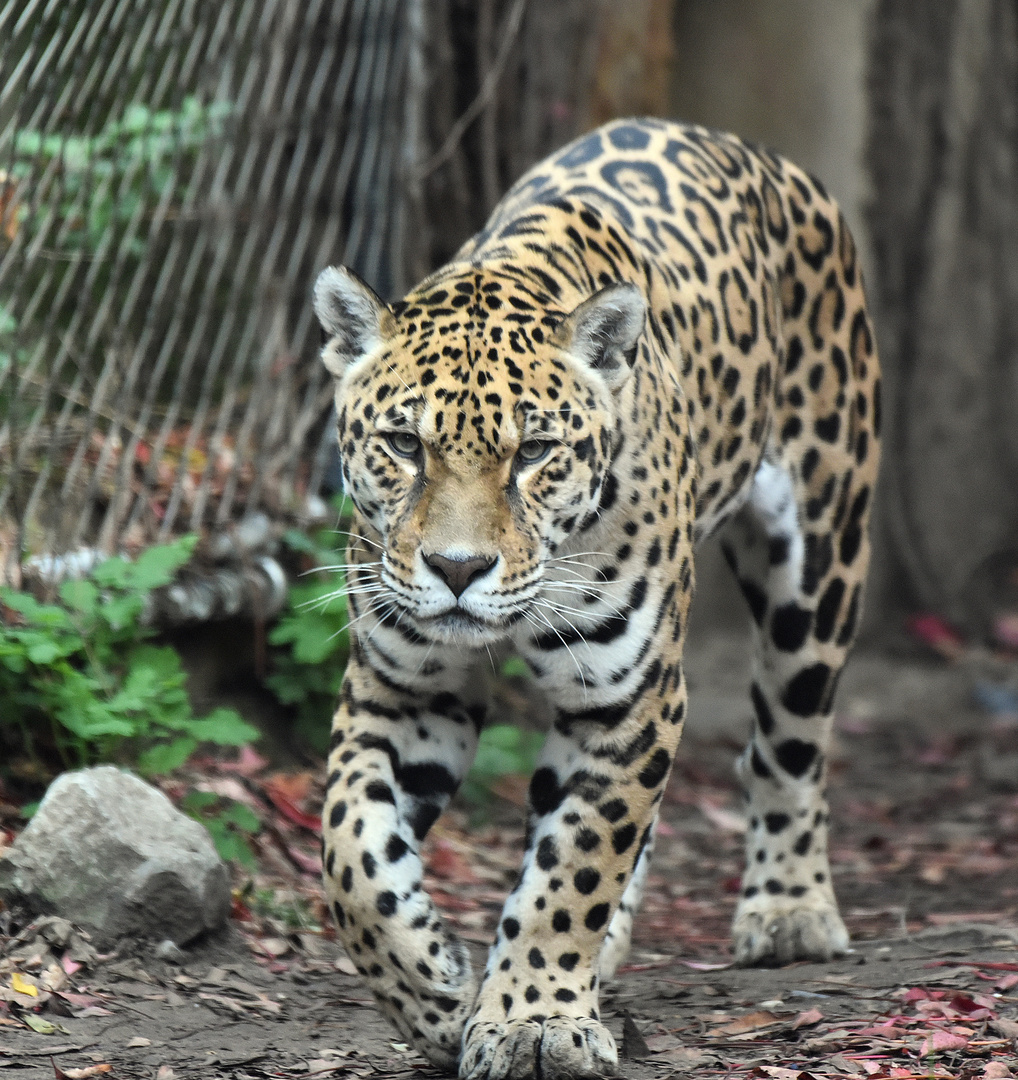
top-left (516, 439), bottom-right (553, 465)
top-left (386, 431), bottom-right (421, 458)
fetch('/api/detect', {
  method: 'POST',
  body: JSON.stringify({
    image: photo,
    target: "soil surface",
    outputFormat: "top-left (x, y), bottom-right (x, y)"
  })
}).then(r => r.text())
top-left (1, 633), bottom-right (1017, 1079)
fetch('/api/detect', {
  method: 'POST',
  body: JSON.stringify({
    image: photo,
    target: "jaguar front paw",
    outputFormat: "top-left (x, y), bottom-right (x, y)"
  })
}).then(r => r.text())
top-left (732, 898), bottom-right (849, 966)
top-left (460, 1017), bottom-right (619, 1080)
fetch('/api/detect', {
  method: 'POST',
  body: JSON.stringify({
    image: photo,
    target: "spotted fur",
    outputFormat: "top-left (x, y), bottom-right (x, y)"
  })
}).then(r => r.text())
top-left (313, 118), bottom-right (880, 1080)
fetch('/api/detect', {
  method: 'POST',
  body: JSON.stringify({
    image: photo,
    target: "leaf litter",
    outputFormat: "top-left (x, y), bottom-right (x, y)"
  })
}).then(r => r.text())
top-left (0, 641), bottom-right (1016, 1077)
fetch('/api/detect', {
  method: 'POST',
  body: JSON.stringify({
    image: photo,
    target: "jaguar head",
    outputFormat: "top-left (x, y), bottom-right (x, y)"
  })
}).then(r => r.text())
top-left (313, 265), bottom-right (645, 645)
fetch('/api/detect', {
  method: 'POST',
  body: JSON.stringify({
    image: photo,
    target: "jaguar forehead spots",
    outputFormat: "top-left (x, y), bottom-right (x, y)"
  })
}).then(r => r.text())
top-left (314, 118), bottom-right (880, 1080)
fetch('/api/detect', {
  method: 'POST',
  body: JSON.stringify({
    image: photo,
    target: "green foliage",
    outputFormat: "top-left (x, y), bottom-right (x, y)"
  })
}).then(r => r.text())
top-left (12, 96), bottom-right (232, 258)
top-left (460, 724), bottom-right (545, 806)
top-left (265, 525), bottom-right (351, 755)
top-left (182, 791), bottom-right (261, 870)
top-left (0, 302), bottom-right (27, 421)
top-left (0, 535), bottom-right (258, 776)
top-left (500, 654), bottom-right (531, 679)
top-left (241, 882), bottom-right (322, 931)
top-left (2, 97), bottom-right (235, 433)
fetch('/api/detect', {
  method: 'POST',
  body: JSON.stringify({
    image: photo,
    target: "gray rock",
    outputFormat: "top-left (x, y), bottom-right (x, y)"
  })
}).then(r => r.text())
top-left (0, 766), bottom-right (230, 949)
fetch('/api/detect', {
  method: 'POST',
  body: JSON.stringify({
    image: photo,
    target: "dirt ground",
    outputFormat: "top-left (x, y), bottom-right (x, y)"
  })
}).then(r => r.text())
top-left (1, 631), bottom-right (1017, 1079)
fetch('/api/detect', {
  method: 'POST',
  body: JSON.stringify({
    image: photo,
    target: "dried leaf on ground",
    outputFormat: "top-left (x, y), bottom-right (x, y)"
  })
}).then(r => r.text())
top-left (52, 1064), bottom-right (112, 1079)
top-left (620, 1013), bottom-right (651, 1059)
top-left (792, 1008), bottom-right (824, 1029)
top-left (917, 1029), bottom-right (970, 1054)
top-left (709, 1009), bottom-right (783, 1036)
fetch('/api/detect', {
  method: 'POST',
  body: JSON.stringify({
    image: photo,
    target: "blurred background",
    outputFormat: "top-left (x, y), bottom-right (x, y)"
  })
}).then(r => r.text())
top-left (2, 0), bottom-right (1018, 751)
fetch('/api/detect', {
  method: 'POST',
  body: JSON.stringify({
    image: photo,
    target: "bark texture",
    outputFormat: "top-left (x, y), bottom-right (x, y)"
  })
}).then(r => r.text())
top-left (415, 0), bottom-right (609, 275)
top-left (867, 0), bottom-right (1018, 628)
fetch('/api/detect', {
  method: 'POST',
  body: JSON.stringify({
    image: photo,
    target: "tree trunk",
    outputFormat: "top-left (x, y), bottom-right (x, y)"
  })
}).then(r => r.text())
top-left (866, 0), bottom-right (1018, 633)
top-left (415, 1), bottom-right (632, 272)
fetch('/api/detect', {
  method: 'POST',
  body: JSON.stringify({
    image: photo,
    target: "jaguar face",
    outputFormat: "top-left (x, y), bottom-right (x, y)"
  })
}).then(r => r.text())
top-left (313, 266), bottom-right (645, 645)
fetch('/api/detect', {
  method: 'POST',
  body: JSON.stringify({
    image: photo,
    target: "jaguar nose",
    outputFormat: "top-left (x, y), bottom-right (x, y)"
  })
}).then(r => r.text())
top-left (424, 552), bottom-right (497, 599)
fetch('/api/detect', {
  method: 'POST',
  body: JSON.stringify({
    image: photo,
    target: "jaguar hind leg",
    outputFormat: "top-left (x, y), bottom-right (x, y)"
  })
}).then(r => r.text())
top-left (720, 452), bottom-right (872, 966)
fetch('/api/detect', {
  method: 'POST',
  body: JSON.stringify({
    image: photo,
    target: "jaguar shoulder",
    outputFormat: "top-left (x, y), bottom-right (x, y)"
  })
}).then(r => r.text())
top-left (313, 117), bottom-right (880, 1080)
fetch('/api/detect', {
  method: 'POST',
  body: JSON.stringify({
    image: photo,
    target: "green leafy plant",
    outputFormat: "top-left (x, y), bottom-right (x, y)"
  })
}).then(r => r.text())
top-left (460, 724), bottom-right (545, 806)
top-left (265, 525), bottom-right (351, 755)
top-left (0, 535), bottom-right (258, 776)
top-left (182, 791), bottom-right (261, 870)
top-left (241, 883), bottom-right (322, 932)
top-left (3, 96), bottom-right (236, 429)
top-left (12, 96), bottom-right (232, 258)
top-left (0, 302), bottom-right (28, 421)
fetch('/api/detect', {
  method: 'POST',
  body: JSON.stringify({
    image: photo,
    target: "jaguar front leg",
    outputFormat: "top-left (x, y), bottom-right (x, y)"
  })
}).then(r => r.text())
top-left (461, 658), bottom-right (687, 1080)
top-left (322, 654), bottom-right (489, 1069)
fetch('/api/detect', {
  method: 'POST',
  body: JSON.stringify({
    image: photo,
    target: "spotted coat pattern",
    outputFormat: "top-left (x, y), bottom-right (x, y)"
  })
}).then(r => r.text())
top-left (313, 118), bottom-right (880, 1080)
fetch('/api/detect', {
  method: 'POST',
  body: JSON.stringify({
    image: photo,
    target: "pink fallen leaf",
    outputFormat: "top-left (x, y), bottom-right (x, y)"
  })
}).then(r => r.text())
top-left (792, 1008), bottom-right (824, 1029)
top-left (982, 1062), bottom-right (1015, 1079)
top-left (222, 745), bottom-right (270, 776)
top-left (856, 1021), bottom-right (905, 1038)
top-left (197, 776), bottom-right (257, 805)
top-left (907, 613), bottom-right (965, 659)
top-left (55, 991), bottom-right (107, 1008)
top-left (916, 735), bottom-right (960, 766)
top-left (995, 973), bottom-right (1018, 991)
top-left (255, 937), bottom-right (290, 958)
top-left (60, 957), bottom-right (82, 977)
top-left (918, 1030), bottom-right (969, 1055)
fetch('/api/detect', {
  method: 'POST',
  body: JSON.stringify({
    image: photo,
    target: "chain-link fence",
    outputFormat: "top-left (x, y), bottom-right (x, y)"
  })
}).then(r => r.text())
top-left (0, 0), bottom-right (604, 596)
top-left (0, 0), bottom-right (424, 588)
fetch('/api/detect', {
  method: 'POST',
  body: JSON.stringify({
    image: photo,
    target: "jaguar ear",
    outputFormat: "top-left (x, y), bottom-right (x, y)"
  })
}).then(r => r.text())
top-left (554, 282), bottom-right (646, 391)
top-left (313, 266), bottom-right (395, 377)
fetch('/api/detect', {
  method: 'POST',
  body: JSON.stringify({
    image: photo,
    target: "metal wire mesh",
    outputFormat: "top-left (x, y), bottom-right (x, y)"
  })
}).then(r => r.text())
top-left (0, 0), bottom-right (422, 585)
top-left (0, 0), bottom-right (605, 593)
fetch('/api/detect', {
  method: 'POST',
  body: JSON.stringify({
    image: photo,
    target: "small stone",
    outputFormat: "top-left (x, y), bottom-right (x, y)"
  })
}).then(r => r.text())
top-left (38, 916), bottom-right (73, 949)
top-left (259, 937), bottom-right (291, 957)
top-left (0, 766), bottom-right (230, 949)
top-left (154, 939), bottom-right (187, 964)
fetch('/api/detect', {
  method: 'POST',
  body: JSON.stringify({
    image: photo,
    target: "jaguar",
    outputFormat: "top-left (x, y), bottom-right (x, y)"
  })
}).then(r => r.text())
top-left (313, 117), bottom-right (880, 1080)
